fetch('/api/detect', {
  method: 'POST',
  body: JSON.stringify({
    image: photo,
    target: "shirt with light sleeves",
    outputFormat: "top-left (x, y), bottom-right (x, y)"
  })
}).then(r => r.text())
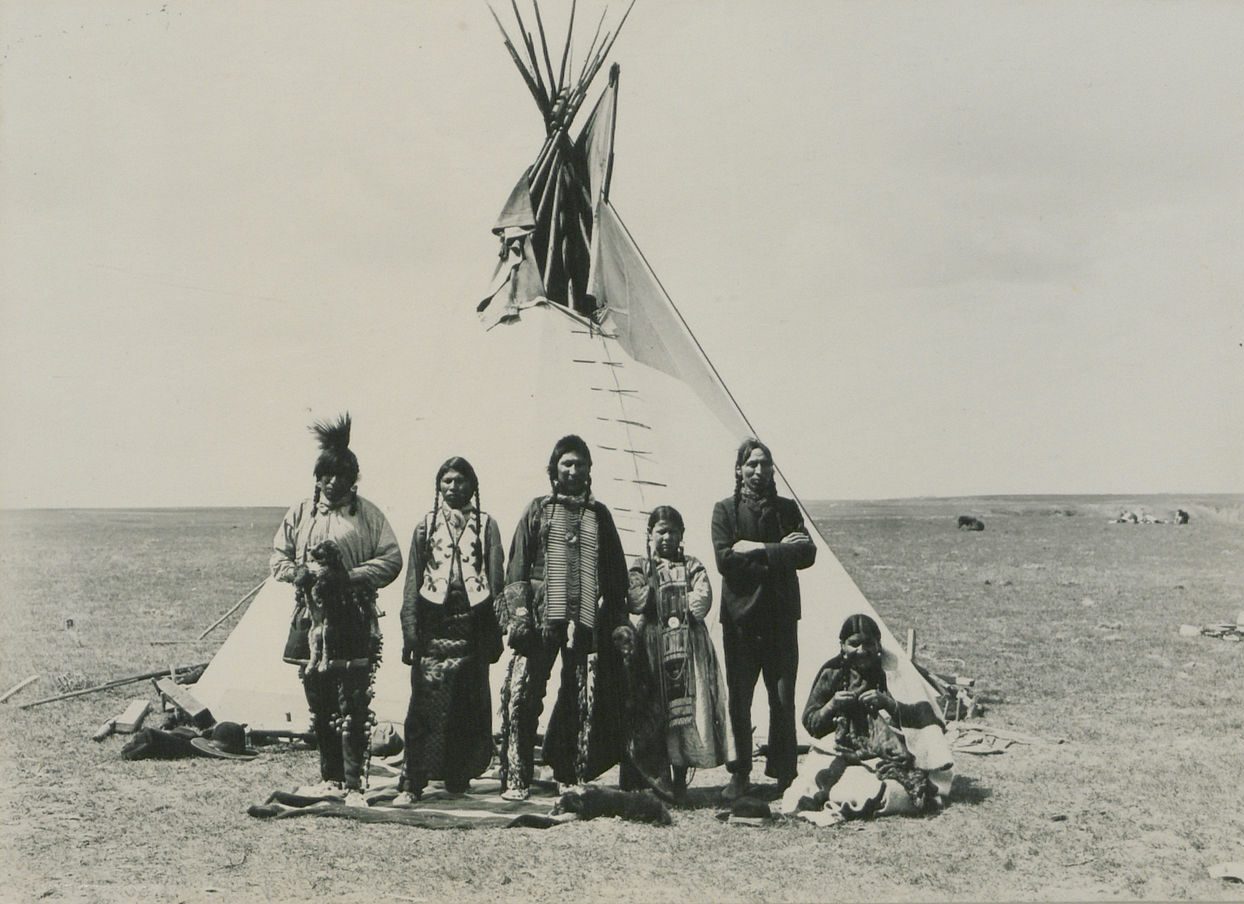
top-left (270, 495), bottom-right (403, 590)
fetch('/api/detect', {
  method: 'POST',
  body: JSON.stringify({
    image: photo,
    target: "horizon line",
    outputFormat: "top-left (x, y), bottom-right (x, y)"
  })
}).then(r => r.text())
top-left (3, 490), bottom-right (1242, 513)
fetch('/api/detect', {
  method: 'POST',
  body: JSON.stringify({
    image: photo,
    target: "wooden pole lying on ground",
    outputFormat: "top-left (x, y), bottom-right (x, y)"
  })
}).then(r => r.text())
top-left (152, 676), bottom-right (213, 728)
top-left (0, 675), bottom-right (39, 704)
top-left (906, 628), bottom-right (917, 660)
top-left (197, 579), bottom-right (266, 640)
top-left (17, 663), bottom-right (208, 710)
top-left (113, 698), bottom-right (151, 734)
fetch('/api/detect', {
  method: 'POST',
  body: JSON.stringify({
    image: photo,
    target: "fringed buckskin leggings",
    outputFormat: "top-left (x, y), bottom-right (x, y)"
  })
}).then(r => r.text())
top-left (499, 628), bottom-right (593, 791)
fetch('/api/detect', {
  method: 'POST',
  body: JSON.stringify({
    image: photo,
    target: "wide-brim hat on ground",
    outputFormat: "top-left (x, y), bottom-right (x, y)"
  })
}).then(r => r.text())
top-left (190, 721), bottom-right (258, 760)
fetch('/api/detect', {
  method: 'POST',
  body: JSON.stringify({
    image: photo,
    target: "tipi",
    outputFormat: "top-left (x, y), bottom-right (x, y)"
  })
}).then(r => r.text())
top-left (192, 2), bottom-right (951, 776)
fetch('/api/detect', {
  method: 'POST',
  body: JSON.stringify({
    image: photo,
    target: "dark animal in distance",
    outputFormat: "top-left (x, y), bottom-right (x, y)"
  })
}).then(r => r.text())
top-left (1175, 509), bottom-right (1190, 525)
top-left (957, 516), bottom-right (985, 531)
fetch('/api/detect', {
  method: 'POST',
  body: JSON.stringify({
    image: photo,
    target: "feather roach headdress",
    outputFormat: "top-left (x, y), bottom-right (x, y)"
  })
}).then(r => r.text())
top-left (310, 412), bottom-right (359, 482)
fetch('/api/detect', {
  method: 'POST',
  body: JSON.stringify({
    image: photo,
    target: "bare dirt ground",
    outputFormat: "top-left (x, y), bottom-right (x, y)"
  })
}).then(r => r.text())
top-left (1, 497), bottom-right (1242, 903)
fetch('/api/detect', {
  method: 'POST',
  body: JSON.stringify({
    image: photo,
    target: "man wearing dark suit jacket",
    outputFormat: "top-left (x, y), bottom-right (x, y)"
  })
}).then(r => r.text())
top-left (711, 438), bottom-right (817, 801)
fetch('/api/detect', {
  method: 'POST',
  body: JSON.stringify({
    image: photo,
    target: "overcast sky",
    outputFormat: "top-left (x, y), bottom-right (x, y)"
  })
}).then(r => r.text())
top-left (2, 0), bottom-right (1241, 508)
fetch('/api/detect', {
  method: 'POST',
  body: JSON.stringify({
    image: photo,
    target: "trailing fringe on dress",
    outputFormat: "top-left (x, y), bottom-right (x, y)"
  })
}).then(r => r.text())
top-left (499, 655), bottom-right (529, 790)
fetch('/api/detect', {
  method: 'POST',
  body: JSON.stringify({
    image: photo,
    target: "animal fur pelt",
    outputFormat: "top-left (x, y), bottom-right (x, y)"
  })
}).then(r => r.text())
top-left (611, 625), bottom-right (674, 800)
top-left (305, 540), bottom-right (350, 672)
top-left (549, 785), bottom-right (672, 826)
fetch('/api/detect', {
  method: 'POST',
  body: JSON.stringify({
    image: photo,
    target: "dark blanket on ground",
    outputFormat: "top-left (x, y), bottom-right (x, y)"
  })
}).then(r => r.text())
top-left (247, 760), bottom-right (671, 829)
top-left (248, 758), bottom-right (554, 828)
top-left (121, 727), bottom-right (200, 760)
top-left (249, 784), bottom-right (556, 828)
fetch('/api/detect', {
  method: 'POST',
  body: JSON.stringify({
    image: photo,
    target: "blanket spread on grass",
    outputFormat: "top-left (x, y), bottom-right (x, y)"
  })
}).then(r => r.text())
top-left (247, 759), bottom-right (566, 829)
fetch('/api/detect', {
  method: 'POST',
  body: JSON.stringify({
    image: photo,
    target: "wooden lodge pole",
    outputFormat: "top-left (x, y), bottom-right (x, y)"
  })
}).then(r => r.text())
top-left (18, 663), bottom-right (208, 710)
top-left (197, 579), bottom-right (267, 640)
top-left (0, 675), bottom-right (38, 704)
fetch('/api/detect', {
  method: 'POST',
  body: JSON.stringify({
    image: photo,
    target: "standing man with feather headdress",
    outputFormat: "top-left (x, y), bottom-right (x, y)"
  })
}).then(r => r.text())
top-left (270, 414), bottom-right (402, 806)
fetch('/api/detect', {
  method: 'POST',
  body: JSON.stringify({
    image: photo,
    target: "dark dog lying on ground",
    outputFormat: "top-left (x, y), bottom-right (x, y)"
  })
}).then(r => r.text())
top-left (551, 785), bottom-right (673, 826)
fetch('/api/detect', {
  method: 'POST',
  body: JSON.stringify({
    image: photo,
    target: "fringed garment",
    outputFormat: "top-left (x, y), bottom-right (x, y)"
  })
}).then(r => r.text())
top-left (627, 555), bottom-right (732, 769)
top-left (543, 501), bottom-right (600, 630)
top-left (497, 495), bottom-right (628, 791)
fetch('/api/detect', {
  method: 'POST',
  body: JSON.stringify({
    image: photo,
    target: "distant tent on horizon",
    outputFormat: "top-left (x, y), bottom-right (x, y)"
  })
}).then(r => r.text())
top-left (192, 1), bottom-right (951, 775)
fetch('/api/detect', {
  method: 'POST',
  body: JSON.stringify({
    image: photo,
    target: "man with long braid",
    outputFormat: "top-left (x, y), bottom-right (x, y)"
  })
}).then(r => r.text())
top-left (497, 434), bottom-right (629, 801)
top-left (271, 414), bottom-right (402, 806)
top-left (711, 438), bottom-right (816, 801)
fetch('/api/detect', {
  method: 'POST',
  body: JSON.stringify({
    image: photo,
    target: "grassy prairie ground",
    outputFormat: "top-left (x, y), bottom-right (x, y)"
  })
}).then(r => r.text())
top-left (0, 497), bottom-right (1241, 903)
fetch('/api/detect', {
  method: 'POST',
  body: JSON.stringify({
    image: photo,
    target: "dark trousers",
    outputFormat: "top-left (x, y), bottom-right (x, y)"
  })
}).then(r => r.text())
top-left (303, 667), bottom-right (371, 789)
top-left (722, 617), bottom-right (798, 783)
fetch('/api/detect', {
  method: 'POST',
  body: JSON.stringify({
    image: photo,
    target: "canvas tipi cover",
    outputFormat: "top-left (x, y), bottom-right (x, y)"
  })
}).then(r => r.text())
top-left (192, 21), bottom-right (950, 775)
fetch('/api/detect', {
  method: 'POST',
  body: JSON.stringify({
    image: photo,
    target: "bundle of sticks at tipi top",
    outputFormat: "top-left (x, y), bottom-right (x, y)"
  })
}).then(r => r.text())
top-left (487, 0), bottom-right (634, 315)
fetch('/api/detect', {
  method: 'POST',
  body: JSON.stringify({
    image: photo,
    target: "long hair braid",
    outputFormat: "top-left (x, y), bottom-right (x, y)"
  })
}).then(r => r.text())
top-left (471, 486), bottom-right (483, 563)
top-left (546, 451), bottom-right (560, 502)
top-left (732, 437), bottom-right (772, 522)
top-left (425, 486), bottom-right (442, 559)
top-left (542, 469), bottom-right (559, 553)
top-left (732, 467), bottom-right (743, 523)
